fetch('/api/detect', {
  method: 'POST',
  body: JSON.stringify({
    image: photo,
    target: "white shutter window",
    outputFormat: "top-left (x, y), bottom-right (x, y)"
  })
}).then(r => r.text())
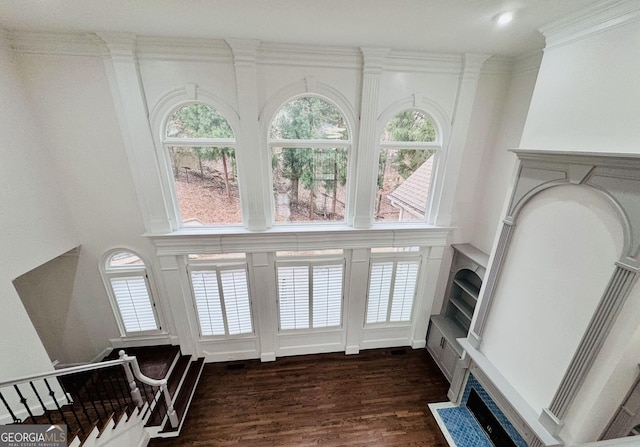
top-left (190, 266), bottom-right (253, 337)
top-left (367, 259), bottom-right (420, 324)
top-left (366, 262), bottom-right (393, 324)
top-left (277, 265), bottom-right (310, 330)
top-left (110, 276), bottom-right (158, 333)
top-left (190, 271), bottom-right (225, 336)
top-left (220, 268), bottom-right (253, 335)
top-left (389, 261), bottom-right (419, 322)
top-left (312, 264), bottom-right (343, 328)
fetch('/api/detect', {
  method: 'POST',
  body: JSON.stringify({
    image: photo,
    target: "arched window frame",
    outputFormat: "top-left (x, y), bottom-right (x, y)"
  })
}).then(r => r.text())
top-left (374, 101), bottom-right (448, 225)
top-left (161, 101), bottom-right (239, 227)
top-left (101, 249), bottom-right (163, 337)
top-left (150, 87), bottom-right (242, 230)
top-left (266, 92), bottom-right (355, 226)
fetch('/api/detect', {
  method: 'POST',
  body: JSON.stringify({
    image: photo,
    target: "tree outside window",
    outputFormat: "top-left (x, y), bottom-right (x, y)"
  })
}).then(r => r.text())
top-left (269, 97), bottom-right (350, 224)
top-left (164, 103), bottom-right (241, 226)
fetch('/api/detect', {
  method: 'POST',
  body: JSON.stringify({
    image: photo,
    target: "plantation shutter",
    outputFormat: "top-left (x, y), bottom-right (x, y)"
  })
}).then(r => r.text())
top-left (389, 261), bottom-right (420, 322)
top-left (110, 276), bottom-right (158, 333)
top-left (277, 265), bottom-right (310, 330)
top-left (367, 259), bottom-right (420, 324)
top-left (190, 271), bottom-right (225, 336)
top-left (220, 268), bottom-right (253, 335)
top-left (312, 264), bottom-right (343, 328)
top-left (366, 262), bottom-right (393, 324)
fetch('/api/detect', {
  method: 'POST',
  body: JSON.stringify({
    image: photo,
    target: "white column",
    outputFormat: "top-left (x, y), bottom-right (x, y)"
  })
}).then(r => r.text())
top-left (98, 33), bottom-right (172, 233)
top-left (344, 248), bottom-right (370, 354)
top-left (468, 219), bottom-right (515, 348)
top-left (157, 255), bottom-right (199, 357)
top-left (352, 48), bottom-right (389, 229)
top-left (249, 252), bottom-right (278, 362)
top-left (226, 39), bottom-right (269, 231)
top-left (411, 246), bottom-right (445, 348)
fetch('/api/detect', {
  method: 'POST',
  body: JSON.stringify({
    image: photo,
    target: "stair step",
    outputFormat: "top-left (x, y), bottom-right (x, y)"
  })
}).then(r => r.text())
top-left (145, 355), bottom-right (191, 427)
top-left (160, 358), bottom-right (204, 434)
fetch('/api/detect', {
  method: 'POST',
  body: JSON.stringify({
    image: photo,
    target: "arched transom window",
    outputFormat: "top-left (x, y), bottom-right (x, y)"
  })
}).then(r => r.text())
top-left (268, 96), bottom-right (350, 224)
top-left (376, 110), bottom-right (440, 223)
top-left (163, 103), bottom-right (240, 226)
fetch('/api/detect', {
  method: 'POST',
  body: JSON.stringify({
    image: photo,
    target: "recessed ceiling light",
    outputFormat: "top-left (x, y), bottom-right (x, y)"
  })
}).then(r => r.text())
top-left (496, 11), bottom-right (514, 27)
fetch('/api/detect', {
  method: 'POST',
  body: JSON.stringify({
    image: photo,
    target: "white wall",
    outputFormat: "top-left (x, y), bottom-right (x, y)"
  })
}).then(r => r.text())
top-left (470, 57), bottom-right (540, 254)
top-left (481, 185), bottom-right (624, 412)
top-left (520, 20), bottom-right (640, 153)
top-left (13, 250), bottom-right (80, 364)
top-left (13, 51), bottom-right (162, 362)
top-left (0, 33), bottom-right (79, 382)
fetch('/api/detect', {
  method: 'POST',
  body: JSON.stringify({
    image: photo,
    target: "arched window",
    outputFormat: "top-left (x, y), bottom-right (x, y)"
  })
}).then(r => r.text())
top-left (376, 110), bottom-right (440, 222)
top-left (102, 250), bottom-right (160, 335)
top-left (162, 103), bottom-right (240, 226)
top-left (268, 96), bottom-right (350, 224)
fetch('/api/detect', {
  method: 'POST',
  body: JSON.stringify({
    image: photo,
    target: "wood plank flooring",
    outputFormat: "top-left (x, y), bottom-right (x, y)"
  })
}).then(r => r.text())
top-left (148, 347), bottom-right (450, 446)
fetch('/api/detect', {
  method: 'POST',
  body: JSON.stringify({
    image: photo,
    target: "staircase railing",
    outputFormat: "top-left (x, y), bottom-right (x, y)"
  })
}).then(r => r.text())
top-left (0, 350), bottom-right (178, 439)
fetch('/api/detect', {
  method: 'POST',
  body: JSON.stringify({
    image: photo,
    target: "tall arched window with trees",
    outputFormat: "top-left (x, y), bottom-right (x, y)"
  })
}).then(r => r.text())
top-left (375, 110), bottom-right (440, 222)
top-left (269, 96), bottom-right (350, 224)
top-left (163, 103), bottom-right (241, 226)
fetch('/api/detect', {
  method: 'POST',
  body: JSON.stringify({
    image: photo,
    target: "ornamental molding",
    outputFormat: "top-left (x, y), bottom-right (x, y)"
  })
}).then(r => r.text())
top-left (6, 30), bottom-right (505, 75)
top-left (148, 226), bottom-right (451, 257)
top-left (540, 0), bottom-right (640, 50)
top-left (509, 149), bottom-right (640, 266)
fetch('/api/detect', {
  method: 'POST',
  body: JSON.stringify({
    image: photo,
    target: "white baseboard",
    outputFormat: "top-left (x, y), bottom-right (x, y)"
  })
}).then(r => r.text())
top-left (411, 339), bottom-right (427, 349)
top-left (260, 352), bottom-right (276, 362)
top-left (345, 345), bottom-right (360, 355)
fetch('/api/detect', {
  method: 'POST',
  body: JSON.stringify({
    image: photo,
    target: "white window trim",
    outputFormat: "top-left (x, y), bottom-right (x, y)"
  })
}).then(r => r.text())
top-left (266, 94), bottom-right (355, 227)
top-left (275, 257), bottom-right (346, 332)
top-left (149, 90), bottom-right (243, 231)
top-left (187, 262), bottom-right (255, 339)
top-left (365, 252), bottom-right (423, 327)
top-left (373, 99), bottom-right (451, 227)
top-left (101, 249), bottom-right (163, 338)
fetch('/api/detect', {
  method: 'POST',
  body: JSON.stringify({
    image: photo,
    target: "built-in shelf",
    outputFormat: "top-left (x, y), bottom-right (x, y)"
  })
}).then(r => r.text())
top-left (427, 243), bottom-right (488, 383)
top-left (450, 296), bottom-right (474, 321)
top-left (453, 278), bottom-right (479, 301)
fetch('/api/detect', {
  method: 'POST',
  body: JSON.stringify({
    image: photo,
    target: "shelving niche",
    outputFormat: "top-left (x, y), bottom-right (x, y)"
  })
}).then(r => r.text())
top-left (427, 243), bottom-right (488, 382)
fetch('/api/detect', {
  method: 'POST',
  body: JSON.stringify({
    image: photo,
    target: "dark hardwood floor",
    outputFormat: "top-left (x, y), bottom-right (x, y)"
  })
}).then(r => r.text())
top-left (149, 347), bottom-right (450, 446)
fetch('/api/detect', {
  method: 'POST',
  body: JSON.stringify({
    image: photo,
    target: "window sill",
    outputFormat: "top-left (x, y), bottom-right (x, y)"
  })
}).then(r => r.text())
top-left (147, 224), bottom-right (452, 256)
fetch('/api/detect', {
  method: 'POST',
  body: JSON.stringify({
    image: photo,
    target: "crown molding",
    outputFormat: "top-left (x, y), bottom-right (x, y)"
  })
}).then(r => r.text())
top-left (257, 42), bottom-right (361, 69)
top-left (7, 29), bottom-right (490, 75)
top-left (540, 0), bottom-right (640, 50)
top-left (135, 36), bottom-right (232, 62)
top-left (512, 50), bottom-right (543, 75)
top-left (480, 55), bottom-right (513, 75)
top-left (385, 50), bottom-right (462, 74)
top-left (9, 31), bottom-right (104, 56)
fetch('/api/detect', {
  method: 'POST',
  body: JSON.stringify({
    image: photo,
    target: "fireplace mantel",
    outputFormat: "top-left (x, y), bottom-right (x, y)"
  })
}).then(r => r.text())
top-left (446, 149), bottom-right (640, 446)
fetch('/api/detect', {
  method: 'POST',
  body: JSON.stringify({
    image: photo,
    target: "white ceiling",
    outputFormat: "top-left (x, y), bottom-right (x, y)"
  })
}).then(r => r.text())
top-left (0, 0), bottom-right (604, 56)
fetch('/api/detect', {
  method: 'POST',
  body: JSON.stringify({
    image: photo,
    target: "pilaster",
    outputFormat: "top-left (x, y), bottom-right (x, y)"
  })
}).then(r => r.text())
top-left (98, 33), bottom-right (172, 233)
top-left (352, 47), bottom-right (390, 228)
top-left (226, 39), bottom-right (269, 231)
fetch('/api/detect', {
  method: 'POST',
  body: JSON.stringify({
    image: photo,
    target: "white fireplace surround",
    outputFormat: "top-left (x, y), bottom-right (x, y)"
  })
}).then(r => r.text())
top-left (447, 150), bottom-right (640, 447)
